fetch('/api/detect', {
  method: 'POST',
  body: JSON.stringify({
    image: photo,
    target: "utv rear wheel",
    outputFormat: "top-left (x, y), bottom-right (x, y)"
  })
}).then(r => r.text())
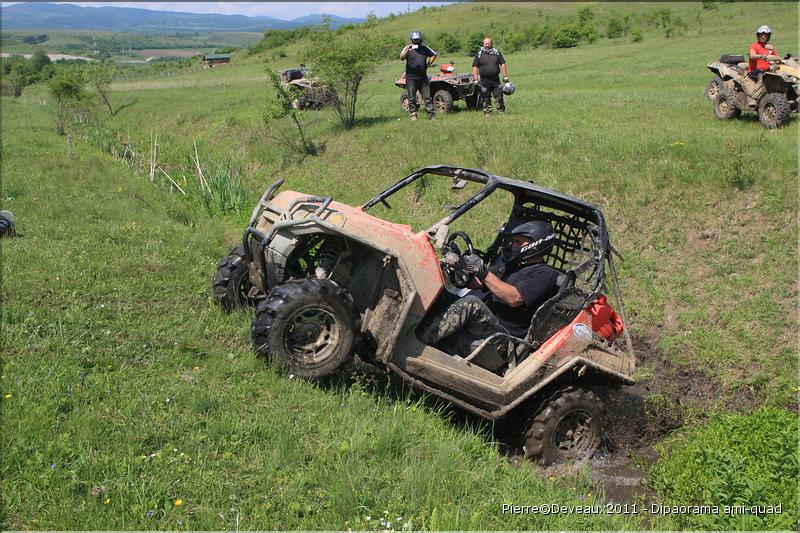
top-left (713, 90), bottom-right (741, 120)
top-left (706, 76), bottom-right (723, 101)
top-left (523, 387), bottom-right (605, 465)
top-left (758, 92), bottom-right (792, 129)
top-left (212, 245), bottom-right (254, 312)
top-left (433, 89), bottom-right (454, 113)
top-left (251, 278), bottom-right (358, 379)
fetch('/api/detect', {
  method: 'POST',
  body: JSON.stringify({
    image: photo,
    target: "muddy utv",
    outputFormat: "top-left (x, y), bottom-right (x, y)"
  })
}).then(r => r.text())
top-left (212, 165), bottom-right (636, 464)
top-left (280, 66), bottom-right (336, 110)
top-left (706, 53), bottom-right (799, 128)
top-left (395, 64), bottom-right (480, 113)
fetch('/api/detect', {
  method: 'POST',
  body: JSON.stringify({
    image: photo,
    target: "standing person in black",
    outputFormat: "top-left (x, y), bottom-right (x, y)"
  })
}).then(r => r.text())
top-left (418, 221), bottom-right (559, 358)
top-left (400, 31), bottom-right (437, 121)
top-left (472, 37), bottom-right (509, 115)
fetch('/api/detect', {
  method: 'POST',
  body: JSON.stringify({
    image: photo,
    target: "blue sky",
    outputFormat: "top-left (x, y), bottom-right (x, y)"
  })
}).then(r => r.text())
top-left (1, 2), bottom-right (455, 20)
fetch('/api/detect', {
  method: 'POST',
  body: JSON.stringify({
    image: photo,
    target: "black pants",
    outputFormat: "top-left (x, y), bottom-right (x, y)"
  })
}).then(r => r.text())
top-left (418, 294), bottom-right (507, 356)
top-left (479, 78), bottom-right (505, 113)
top-left (748, 69), bottom-right (766, 82)
top-left (406, 77), bottom-right (434, 117)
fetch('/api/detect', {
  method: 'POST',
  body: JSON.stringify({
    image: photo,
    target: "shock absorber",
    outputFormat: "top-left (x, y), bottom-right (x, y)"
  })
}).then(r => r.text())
top-left (315, 239), bottom-right (342, 279)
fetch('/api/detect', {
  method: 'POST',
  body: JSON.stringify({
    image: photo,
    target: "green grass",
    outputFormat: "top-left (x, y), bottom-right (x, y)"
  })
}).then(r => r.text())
top-left (2, 1), bottom-right (799, 530)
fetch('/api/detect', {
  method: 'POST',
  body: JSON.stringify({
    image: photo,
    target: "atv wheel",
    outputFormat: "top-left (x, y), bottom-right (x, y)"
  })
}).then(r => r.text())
top-left (523, 387), bottom-right (605, 465)
top-left (252, 278), bottom-right (359, 379)
top-left (212, 245), bottom-right (254, 312)
top-left (758, 92), bottom-right (792, 129)
top-left (433, 89), bottom-right (454, 113)
top-left (713, 90), bottom-right (741, 120)
top-left (706, 76), bottom-right (723, 101)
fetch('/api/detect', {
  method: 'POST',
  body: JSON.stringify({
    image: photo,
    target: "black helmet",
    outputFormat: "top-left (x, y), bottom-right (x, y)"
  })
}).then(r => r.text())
top-left (410, 31), bottom-right (423, 44)
top-left (501, 220), bottom-right (556, 265)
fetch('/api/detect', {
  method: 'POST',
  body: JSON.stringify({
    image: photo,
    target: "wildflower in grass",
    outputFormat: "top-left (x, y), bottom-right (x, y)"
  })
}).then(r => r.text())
top-left (4, 393), bottom-right (12, 399)
top-left (104, 498), bottom-right (111, 505)
top-left (174, 499), bottom-right (183, 507)
top-left (146, 510), bottom-right (155, 517)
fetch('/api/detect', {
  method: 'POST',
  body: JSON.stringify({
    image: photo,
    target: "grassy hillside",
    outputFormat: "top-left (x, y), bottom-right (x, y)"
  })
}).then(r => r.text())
top-left (2, 1), bottom-right (798, 530)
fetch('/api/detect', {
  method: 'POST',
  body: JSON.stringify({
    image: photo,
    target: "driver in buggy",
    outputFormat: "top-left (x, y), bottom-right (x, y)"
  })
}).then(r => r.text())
top-left (419, 220), bottom-right (560, 360)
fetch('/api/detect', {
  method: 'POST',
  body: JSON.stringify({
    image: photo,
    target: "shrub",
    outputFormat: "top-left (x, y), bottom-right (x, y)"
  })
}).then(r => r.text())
top-left (580, 23), bottom-right (599, 44)
top-left (650, 407), bottom-right (798, 530)
top-left (437, 31), bottom-right (461, 53)
top-left (504, 32), bottom-right (526, 52)
top-left (630, 27), bottom-right (644, 43)
top-left (606, 16), bottom-right (626, 38)
top-left (526, 25), bottom-right (551, 47)
top-left (463, 31), bottom-right (484, 55)
top-left (552, 23), bottom-right (581, 48)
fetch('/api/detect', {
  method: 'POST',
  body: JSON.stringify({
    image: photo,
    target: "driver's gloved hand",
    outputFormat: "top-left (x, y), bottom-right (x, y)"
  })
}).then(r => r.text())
top-left (443, 252), bottom-right (461, 267)
top-left (461, 253), bottom-right (487, 280)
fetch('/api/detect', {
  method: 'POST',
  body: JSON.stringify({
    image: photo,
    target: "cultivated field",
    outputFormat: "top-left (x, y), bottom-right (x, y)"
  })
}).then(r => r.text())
top-left (2, 1), bottom-right (798, 530)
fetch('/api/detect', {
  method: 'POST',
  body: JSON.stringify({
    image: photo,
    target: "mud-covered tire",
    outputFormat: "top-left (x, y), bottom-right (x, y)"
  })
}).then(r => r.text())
top-left (523, 387), bottom-right (605, 465)
top-left (433, 89), bottom-right (454, 113)
top-left (706, 76), bottom-right (723, 101)
top-left (713, 90), bottom-right (741, 120)
top-left (212, 245), bottom-right (254, 312)
top-left (251, 278), bottom-right (359, 379)
top-left (758, 92), bottom-right (792, 129)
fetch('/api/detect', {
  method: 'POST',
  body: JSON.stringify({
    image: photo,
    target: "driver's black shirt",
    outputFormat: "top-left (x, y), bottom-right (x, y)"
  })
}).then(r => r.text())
top-left (484, 261), bottom-right (559, 338)
top-left (405, 45), bottom-right (436, 80)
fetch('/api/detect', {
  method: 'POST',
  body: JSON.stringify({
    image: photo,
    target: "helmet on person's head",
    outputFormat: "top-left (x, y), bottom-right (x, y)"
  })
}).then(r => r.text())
top-left (410, 31), bottom-right (423, 44)
top-left (502, 81), bottom-right (515, 95)
top-left (500, 220), bottom-right (556, 265)
top-left (756, 25), bottom-right (772, 36)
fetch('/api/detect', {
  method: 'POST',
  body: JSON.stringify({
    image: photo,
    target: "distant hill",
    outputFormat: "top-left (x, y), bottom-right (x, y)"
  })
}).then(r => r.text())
top-left (0, 2), bottom-right (365, 32)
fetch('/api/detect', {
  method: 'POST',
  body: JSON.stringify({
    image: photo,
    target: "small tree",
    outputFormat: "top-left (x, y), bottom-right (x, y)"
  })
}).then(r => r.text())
top-left (263, 65), bottom-right (316, 156)
top-left (437, 31), bottom-right (461, 53)
top-left (463, 31), bottom-right (484, 55)
top-left (30, 46), bottom-right (51, 73)
top-left (84, 60), bottom-right (116, 115)
top-left (552, 23), bottom-right (581, 48)
top-left (47, 67), bottom-right (86, 135)
top-left (305, 25), bottom-right (392, 129)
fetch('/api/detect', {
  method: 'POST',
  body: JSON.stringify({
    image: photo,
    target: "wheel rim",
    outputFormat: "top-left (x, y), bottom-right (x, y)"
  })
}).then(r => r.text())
top-left (434, 97), bottom-right (447, 112)
top-left (284, 306), bottom-right (341, 365)
top-left (708, 84), bottom-right (719, 99)
top-left (233, 269), bottom-right (251, 305)
top-left (553, 410), bottom-right (596, 458)
top-left (764, 103), bottom-right (777, 121)
top-left (718, 99), bottom-right (730, 114)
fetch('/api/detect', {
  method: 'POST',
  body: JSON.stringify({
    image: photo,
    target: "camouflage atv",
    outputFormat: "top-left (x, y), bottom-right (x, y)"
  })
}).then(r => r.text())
top-left (706, 53), bottom-right (799, 128)
top-left (395, 64), bottom-right (480, 113)
top-left (212, 165), bottom-right (636, 464)
top-left (280, 66), bottom-right (336, 110)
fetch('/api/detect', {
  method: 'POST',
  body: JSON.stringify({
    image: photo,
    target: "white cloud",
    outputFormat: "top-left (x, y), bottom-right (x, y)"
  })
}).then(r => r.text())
top-left (2, 2), bottom-right (454, 20)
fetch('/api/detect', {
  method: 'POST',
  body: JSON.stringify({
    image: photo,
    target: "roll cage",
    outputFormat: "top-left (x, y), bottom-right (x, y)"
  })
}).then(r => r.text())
top-left (362, 165), bottom-right (614, 301)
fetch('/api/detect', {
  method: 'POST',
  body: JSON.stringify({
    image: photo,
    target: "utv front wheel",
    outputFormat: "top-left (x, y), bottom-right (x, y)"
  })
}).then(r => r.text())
top-left (758, 93), bottom-right (792, 129)
top-left (713, 90), bottom-right (741, 120)
top-left (433, 89), bottom-right (454, 113)
top-left (212, 245), bottom-right (254, 312)
top-left (252, 278), bottom-right (358, 379)
top-left (523, 387), bottom-right (605, 465)
top-left (400, 93), bottom-right (410, 113)
top-left (705, 77), bottom-right (723, 101)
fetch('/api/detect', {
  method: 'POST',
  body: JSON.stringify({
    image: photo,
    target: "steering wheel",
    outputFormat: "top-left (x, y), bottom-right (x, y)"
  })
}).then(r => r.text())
top-left (441, 231), bottom-right (476, 289)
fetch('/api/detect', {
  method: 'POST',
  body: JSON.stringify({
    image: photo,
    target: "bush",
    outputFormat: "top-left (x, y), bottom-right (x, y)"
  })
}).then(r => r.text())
top-left (437, 31), bottom-right (461, 53)
top-left (504, 32), bottom-right (526, 52)
top-left (606, 16), bottom-right (626, 38)
top-left (650, 407), bottom-right (798, 530)
top-left (552, 23), bottom-right (581, 48)
top-left (526, 25), bottom-right (551, 47)
top-left (463, 31), bottom-right (484, 55)
top-left (630, 27), bottom-right (644, 43)
top-left (580, 23), bottom-right (599, 44)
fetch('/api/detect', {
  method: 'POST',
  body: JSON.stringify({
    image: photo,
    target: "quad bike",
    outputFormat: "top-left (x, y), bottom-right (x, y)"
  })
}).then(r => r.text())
top-left (706, 53), bottom-right (799, 128)
top-left (280, 66), bottom-right (336, 110)
top-left (395, 64), bottom-right (480, 113)
top-left (212, 165), bottom-right (636, 465)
